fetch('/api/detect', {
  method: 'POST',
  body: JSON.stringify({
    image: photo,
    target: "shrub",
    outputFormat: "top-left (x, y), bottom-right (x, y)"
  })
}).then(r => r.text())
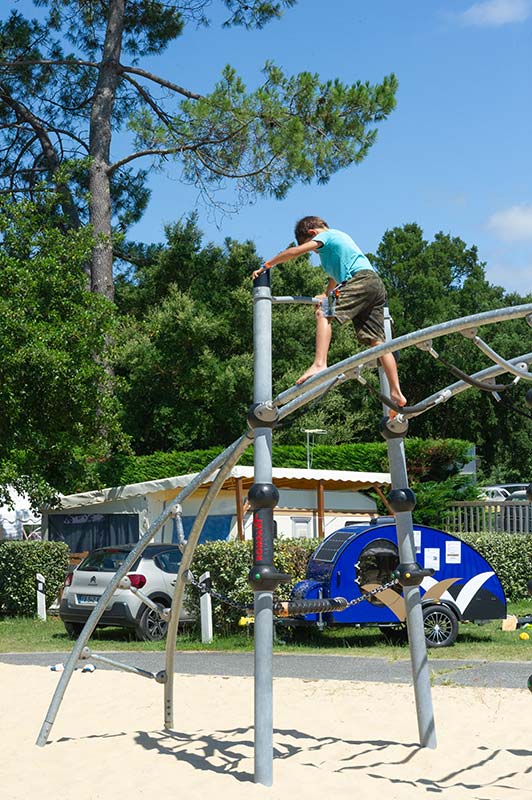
top-left (93, 439), bottom-right (472, 490)
top-left (0, 540), bottom-right (70, 616)
top-left (188, 538), bottom-right (317, 634)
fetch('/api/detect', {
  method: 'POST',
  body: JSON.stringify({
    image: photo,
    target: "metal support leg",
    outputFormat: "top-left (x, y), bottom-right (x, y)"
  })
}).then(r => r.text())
top-left (379, 307), bottom-right (437, 749)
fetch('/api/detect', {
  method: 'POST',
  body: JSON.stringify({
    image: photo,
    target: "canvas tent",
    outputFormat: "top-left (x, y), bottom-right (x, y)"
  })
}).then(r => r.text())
top-left (42, 466), bottom-right (392, 553)
top-left (0, 488), bottom-right (42, 540)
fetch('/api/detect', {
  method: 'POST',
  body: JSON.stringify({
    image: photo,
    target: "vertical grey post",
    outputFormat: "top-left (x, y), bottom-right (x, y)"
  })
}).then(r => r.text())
top-left (379, 307), bottom-right (437, 749)
top-left (249, 270), bottom-right (289, 786)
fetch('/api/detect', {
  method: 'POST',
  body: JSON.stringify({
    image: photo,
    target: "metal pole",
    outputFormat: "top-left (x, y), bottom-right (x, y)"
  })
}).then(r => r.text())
top-left (379, 307), bottom-right (437, 749)
top-left (252, 269), bottom-right (275, 786)
top-left (249, 270), bottom-right (290, 786)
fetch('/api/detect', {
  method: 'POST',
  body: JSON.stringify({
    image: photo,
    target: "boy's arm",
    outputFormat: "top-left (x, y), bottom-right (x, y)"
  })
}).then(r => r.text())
top-left (252, 240), bottom-right (320, 279)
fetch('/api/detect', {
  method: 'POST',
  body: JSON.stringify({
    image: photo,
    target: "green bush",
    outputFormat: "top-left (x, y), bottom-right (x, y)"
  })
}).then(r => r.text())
top-left (460, 532), bottom-right (532, 603)
top-left (0, 540), bottom-right (70, 616)
top-left (93, 438), bottom-right (472, 490)
top-left (188, 538), bottom-right (317, 634)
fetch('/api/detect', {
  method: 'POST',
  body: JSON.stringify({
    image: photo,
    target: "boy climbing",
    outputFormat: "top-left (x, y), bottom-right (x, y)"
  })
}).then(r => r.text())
top-left (252, 216), bottom-right (406, 412)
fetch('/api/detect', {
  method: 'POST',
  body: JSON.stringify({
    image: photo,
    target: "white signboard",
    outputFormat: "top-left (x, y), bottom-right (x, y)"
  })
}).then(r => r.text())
top-left (423, 547), bottom-right (440, 572)
top-left (445, 540), bottom-right (462, 564)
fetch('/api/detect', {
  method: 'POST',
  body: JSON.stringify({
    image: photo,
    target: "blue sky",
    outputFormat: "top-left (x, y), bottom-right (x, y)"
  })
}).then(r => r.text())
top-left (10, 1), bottom-right (532, 293)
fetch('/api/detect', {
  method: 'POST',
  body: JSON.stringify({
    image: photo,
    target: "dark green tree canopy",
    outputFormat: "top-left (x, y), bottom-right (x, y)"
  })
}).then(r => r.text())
top-left (0, 195), bottom-right (126, 505)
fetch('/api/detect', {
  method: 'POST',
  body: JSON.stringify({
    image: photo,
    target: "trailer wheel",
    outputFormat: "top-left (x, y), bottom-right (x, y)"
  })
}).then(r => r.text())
top-left (379, 624), bottom-right (407, 644)
top-left (423, 605), bottom-right (458, 648)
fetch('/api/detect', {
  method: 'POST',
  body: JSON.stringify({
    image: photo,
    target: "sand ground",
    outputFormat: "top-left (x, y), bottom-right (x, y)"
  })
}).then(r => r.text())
top-left (1, 662), bottom-right (531, 800)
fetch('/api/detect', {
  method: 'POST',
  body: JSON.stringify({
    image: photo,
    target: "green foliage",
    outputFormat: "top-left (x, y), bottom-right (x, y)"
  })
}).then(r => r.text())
top-left (93, 439), bottom-right (472, 490)
top-left (175, 64), bottom-right (397, 201)
top-left (0, 540), bottom-right (70, 616)
top-left (460, 532), bottom-right (532, 602)
top-left (188, 538), bottom-right (316, 633)
top-left (0, 196), bottom-right (128, 498)
top-left (411, 476), bottom-right (477, 528)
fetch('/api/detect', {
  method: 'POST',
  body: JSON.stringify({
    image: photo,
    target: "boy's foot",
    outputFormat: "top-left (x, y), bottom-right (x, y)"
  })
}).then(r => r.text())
top-left (296, 364), bottom-right (326, 385)
top-left (389, 391), bottom-right (407, 419)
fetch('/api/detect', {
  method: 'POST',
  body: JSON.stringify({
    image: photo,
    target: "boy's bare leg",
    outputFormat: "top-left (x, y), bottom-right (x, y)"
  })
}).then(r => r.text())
top-left (296, 308), bottom-right (332, 384)
top-left (378, 352), bottom-right (407, 414)
top-left (375, 346), bottom-right (407, 416)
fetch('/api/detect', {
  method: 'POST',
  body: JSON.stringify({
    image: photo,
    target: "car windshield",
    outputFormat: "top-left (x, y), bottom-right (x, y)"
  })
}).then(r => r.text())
top-left (78, 549), bottom-right (140, 572)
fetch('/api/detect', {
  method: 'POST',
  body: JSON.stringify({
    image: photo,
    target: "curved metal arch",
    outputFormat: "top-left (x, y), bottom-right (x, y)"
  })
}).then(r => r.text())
top-left (272, 303), bottom-right (532, 410)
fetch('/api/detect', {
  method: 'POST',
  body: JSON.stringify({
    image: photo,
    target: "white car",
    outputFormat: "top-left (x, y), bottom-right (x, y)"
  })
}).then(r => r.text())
top-left (59, 543), bottom-right (193, 641)
top-left (478, 486), bottom-right (511, 501)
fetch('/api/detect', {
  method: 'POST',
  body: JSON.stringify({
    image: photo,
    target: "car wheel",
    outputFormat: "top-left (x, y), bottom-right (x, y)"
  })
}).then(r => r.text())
top-left (64, 621), bottom-right (84, 639)
top-left (136, 606), bottom-right (168, 641)
top-left (423, 604), bottom-right (459, 648)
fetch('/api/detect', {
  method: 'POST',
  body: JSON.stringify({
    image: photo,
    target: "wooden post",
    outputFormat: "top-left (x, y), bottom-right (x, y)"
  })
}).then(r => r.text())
top-left (373, 483), bottom-right (394, 515)
top-left (235, 475), bottom-right (245, 541)
top-left (317, 479), bottom-right (325, 539)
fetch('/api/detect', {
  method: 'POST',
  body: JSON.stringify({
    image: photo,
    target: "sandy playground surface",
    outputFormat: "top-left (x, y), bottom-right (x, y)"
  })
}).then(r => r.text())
top-left (0, 661), bottom-right (531, 800)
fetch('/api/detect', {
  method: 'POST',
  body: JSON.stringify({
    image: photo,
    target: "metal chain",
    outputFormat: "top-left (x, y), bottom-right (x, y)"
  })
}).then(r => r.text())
top-left (185, 571), bottom-right (251, 612)
top-left (348, 578), bottom-right (399, 606)
top-left (186, 570), bottom-right (400, 615)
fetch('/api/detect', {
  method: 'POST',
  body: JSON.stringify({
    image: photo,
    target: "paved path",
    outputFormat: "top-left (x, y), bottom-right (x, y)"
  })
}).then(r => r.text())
top-left (1, 651), bottom-right (530, 688)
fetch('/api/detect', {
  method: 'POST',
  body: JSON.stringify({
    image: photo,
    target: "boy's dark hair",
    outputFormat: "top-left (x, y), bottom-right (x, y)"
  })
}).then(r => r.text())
top-left (294, 216), bottom-right (329, 245)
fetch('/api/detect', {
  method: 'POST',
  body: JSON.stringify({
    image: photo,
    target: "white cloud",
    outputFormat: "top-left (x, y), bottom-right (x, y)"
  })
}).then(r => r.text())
top-left (487, 205), bottom-right (532, 241)
top-left (460, 0), bottom-right (532, 26)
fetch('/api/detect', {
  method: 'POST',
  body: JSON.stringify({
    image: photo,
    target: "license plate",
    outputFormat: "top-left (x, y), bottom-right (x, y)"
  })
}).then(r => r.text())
top-left (77, 594), bottom-right (100, 604)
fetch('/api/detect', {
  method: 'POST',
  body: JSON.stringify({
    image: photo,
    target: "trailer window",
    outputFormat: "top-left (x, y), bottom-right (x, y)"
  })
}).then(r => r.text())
top-left (357, 539), bottom-right (401, 606)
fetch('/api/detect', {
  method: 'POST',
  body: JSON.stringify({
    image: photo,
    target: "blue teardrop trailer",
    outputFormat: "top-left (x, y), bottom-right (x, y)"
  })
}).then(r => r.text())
top-left (288, 520), bottom-right (506, 647)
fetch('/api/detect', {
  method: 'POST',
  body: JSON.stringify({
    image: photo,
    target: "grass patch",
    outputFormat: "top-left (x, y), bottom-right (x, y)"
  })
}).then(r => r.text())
top-left (1, 600), bottom-right (531, 660)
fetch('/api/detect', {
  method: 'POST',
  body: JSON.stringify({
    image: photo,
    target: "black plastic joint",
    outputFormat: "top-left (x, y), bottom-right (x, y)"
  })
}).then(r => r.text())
top-left (248, 402), bottom-right (279, 429)
top-left (387, 487), bottom-right (417, 513)
top-left (248, 482), bottom-right (279, 509)
top-left (379, 415), bottom-right (409, 440)
top-left (393, 562), bottom-right (434, 587)
top-left (253, 269), bottom-right (271, 288)
top-left (247, 564), bottom-right (291, 591)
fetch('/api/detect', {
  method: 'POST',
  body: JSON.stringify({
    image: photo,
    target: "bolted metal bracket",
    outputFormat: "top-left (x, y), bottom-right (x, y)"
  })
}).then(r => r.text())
top-left (379, 415), bottom-right (409, 440)
top-left (461, 327), bottom-right (479, 340)
top-left (392, 562), bottom-right (434, 587)
top-left (248, 402), bottom-right (280, 429)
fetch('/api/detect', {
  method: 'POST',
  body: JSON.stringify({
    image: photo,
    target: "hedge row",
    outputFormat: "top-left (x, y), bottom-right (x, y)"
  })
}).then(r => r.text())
top-left (96, 438), bottom-right (472, 488)
top-left (0, 540), bottom-right (70, 616)
top-left (186, 532), bottom-right (532, 632)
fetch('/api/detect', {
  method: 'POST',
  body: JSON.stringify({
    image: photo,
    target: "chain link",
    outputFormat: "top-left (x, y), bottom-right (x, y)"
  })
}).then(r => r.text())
top-left (186, 570), bottom-right (400, 615)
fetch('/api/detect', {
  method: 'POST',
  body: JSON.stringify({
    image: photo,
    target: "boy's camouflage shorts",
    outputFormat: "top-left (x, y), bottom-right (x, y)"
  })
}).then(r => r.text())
top-left (324, 269), bottom-right (386, 344)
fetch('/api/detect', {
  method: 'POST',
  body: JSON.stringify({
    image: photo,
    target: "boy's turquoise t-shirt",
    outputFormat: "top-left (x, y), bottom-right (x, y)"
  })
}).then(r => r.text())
top-left (313, 228), bottom-right (375, 284)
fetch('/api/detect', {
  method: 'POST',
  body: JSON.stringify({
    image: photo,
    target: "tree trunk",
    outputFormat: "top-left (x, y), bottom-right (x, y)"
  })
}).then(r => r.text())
top-left (88, 0), bottom-right (125, 301)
